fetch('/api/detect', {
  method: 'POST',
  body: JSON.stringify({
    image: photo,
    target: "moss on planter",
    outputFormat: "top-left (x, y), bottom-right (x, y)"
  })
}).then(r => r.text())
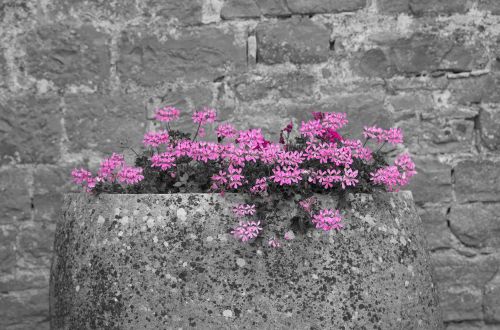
top-left (50, 192), bottom-right (443, 329)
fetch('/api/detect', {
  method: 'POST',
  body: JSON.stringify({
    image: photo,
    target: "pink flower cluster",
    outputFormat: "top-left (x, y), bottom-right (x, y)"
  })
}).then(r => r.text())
top-left (231, 221), bottom-right (263, 242)
top-left (192, 108), bottom-right (217, 125)
top-left (371, 153), bottom-right (417, 191)
top-left (71, 153), bottom-right (144, 191)
top-left (312, 209), bottom-right (343, 231)
top-left (233, 204), bottom-right (256, 217)
top-left (143, 130), bottom-right (170, 148)
top-left (363, 126), bottom-right (403, 145)
top-left (155, 106), bottom-right (180, 122)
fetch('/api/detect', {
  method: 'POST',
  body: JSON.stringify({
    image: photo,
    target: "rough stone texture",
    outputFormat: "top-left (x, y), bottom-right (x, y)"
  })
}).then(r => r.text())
top-left (25, 24), bottom-right (111, 88)
top-left (432, 252), bottom-right (499, 322)
top-left (449, 203), bottom-right (500, 248)
top-left (117, 27), bottom-right (246, 85)
top-left (454, 160), bottom-right (500, 203)
top-left (256, 18), bottom-right (330, 64)
top-left (63, 93), bottom-right (146, 154)
top-left (51, 192), bottom-right (441, 329)
top-left (0, 96), bottom-right (62, 165)
top-left (286, 0), bottom-right (366, 14)
top-left (1, 0), bottom-right (500, 328)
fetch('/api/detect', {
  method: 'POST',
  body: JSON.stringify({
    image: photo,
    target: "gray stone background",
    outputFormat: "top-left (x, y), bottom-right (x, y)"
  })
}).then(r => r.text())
top-left (0, 0), bottom-right (499, 329)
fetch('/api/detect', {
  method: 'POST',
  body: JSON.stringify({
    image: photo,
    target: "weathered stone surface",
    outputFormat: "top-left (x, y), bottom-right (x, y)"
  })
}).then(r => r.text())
top-left (0, 168), bottom-right (32, 223)
top-left (49, 0), bottom-right (139, 19)
top-left (454, 160), bottom-right (500, 203)
top-left (256, 0), bottom-right (290, 15)
top-left (256, 18), bottom-right (330, 64)
top-left (286, 0), bottom-right (366, 14)
top-left (418, 207), bottom-right (454, 251)
top-left (221, 0), bottom-right (261, 19)
top-left (118, 27), bottom-right (246, 86)
top-left (448, 75), bottom-right (500, 105)
top-left (409, 0), bottom-right (468, 16)
top-left (408, 157), bottom-right (452, 204)
top-left (387, 92), bottom-right (434, 120)
top-left (63, 93), bottom-right (145, 154)
top-left (33, 166), bottom-right (72, 223)
top-left (432, 251), bottom-right (499, 322)
top-left (142, 0), bottom-right (203, 25)
top-left (478, 0), bottom-right (500, 15)
top-left (25, 24), bottom-right (111, 88)
top-left (378, 0), bottom-right (410, 14)
top-left (479, 105), bottom-right (500, 151)
top-left (400, 116), bottom-right (474, 155)
top-left (51, 192), bottom-right (442, 329)
top-left (231, 71), bottom-right (316, 101)
top-left (0, 288), bottom-right (50, 329)
top-left (449, 203), bottom-right (500, 248)
top-left (0, 96), bottom-right (61, 164)
top-left (446, 321), bottom-right (500, 330)
top-left (0, 51), bottom-right (7, 89)
top-left (0, 224), bottom-right (17, 287)
top-left (484, 272), bottom-right (500, 322)
top-left (378, 34), bottom-right (487, 75)
top-left (355, 48), bottom-right (396, 78)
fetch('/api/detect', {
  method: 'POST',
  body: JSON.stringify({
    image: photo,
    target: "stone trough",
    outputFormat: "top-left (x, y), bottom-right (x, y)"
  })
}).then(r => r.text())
top-left (50, 192), bottom-right (442, 329)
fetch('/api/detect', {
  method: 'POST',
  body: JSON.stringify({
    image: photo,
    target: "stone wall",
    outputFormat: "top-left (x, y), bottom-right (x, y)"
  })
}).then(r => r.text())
top-left (0, 0), bottom-right (499, 329)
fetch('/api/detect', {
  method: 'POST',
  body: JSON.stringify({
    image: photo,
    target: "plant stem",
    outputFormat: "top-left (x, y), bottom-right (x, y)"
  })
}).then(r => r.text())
top-left (192, 123), bottom-right (201, 141)
top-left (376, 142), bottom-right (386, 152)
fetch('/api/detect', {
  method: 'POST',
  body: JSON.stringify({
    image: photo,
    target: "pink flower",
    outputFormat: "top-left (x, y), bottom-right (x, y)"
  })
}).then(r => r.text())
top-left (233, 204), bottom-right (256, 217)
top-left (259, 143), bottom-right (282, 164)
top-left (323, 128), bottom-right (343, 143)
top-left (192, 107), bottom-right (217, 125)
top-left (384, 128), bottom-right (403, 145)
top-left (312, 112), bottom-right (325, 120)
top-left (216, 123), bottom-right (237, 139)
top-left (342, 168), bottom-right (359, 189)
top-left (117, 166), bottom-right (144, 185)
top-left (71, 168), bottom-right (93, 185)
top-left (155, 106), bottom-right (180, 122)
top-left (175, 140), bottom-right (194, 157)
top-left (270, 166), bottom-right (303, 186)
top-left (284, 231), bottom-right (295, 241)
top-left (395, 153), bottom-right (416, 175)
top-left (211, 170), bottom-right (228, 191)
top-left (276, 151), bottom-right (305, 167)
top-left (236, 129), bottom-right (266, 149)
top-left (98, 153), bottom-right (124, 180)
top-left (363, 126), bottom-right (384, 142)
top-left (370, 166), bottom-right (401, 191)
top-left (143, 130), bottom-right (170, 148)
top-left (231, 220), bottom-right (263, 242)
top-left (300, 120), bottom-right (325, 139)
top-left (322, 112), bottom-right (348, 130)
top-left (312, 209), bottom-right (343, 231)
top-left (282, 121), bottom-right (293, 133)
top-left (151, 152), bottom-right (176, 170)
top-left (299, 196), bottom-right (317, 213)
top-left (314, 169), bottom-right (342, 189)
top-left (250, 177), bottom-right (268, 194)
top-left (268, 237), bottom-right (281, 248)
top-left (228, 165), bottom-right (245, 189)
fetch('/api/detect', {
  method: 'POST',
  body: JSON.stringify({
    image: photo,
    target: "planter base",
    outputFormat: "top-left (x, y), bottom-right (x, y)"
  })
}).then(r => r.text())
top-left (50, 192), bottom-right (442, 329)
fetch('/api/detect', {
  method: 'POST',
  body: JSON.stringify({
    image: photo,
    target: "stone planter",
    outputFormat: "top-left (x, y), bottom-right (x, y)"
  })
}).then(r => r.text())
top-left (50, 192), bottom-right (442, 329)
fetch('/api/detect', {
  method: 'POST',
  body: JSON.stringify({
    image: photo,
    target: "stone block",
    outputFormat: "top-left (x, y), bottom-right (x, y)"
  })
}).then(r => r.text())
top-left (33, 166), bottom-right (72, 223)
top-left (378, 0), bottom-right (410, 14)
top-left (0, 168), bottom-right (32, 223)
top-left (256, 18), bottom-right (330, 64)
top-left (449, 203), bottom-right (500, 248)
top-left (400, 116), bottom-right (475, 155)
top-left (0, 225), bottom-right (17, 278)
top-left (256, 0), bottom-right (290, 16)
top-left (448, 75), bottom-right (500, 105)
top-left (432, 251), bottom-right (499, 322)
top-left (355, 48), bottom-right (397, 78)
top-left (0, 288), bottom-right (49, 328)
top-left (484, 272), bottom-right (500, 322)
top-left (286, 0), bottom-right (366, 14)
top-left (221, 0), bottom-right (261, 18)
top-left (479, 105), bottom-right (500, 151)
top-left (408, 157), bottom-right (452, 204)
top-left (142, 0), bottom-right (203, 25)
top-left (63, 93), bottom-right (146, 154)
top-left (117, 27), bottom-right (246, 85)
top-left (25, 24), bottom-right (111, 88)
top-left (49, 0), bottom-right (139, 19)
top-left (418, 207), bottom-right (454, 251)
top-left (0, 96), bottom-right (62, 164)
top-left (478, 0), bottom-right (500, 14)
top-left (409, 0), bottom-right (468, 16)
top-left (454, 160), bottom-right (500, 203)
